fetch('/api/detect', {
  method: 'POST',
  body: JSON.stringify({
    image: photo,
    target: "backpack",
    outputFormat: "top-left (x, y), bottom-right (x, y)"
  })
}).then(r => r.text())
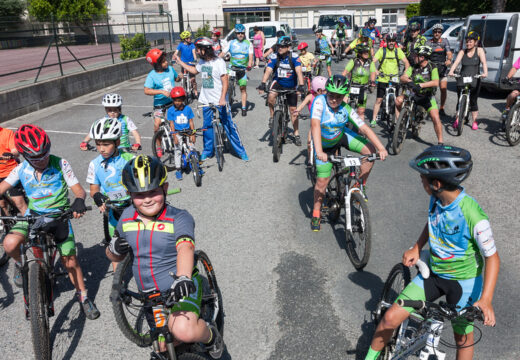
top-left (377, 47), bottom-right (398, 71)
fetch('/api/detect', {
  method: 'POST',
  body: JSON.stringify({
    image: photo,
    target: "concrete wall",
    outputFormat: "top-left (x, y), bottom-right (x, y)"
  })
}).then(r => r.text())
top-left (0, 57), bottom-right (151, 123)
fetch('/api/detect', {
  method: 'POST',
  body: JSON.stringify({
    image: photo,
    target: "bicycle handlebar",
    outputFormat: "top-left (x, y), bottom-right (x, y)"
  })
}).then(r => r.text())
top-left (397, 299), bottom-right (484, 322)
top-left (450, 74), bottom-right (482, 79)
top-left (0, 206), bottom-right (92, 222)
top-left (170, 128), bottom-right (206, 136)
top-left (329, 153), bottom-right (380, 163)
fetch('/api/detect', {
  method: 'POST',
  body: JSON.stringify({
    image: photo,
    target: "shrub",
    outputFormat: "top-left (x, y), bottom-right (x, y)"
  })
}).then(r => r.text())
top-left (119, 33), bottom-right (150, 60)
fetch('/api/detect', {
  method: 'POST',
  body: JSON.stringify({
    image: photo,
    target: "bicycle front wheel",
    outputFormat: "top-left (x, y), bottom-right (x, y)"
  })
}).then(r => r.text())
top-left (152, 129), bottom-right (176, 171)
top-left (392, 108), bottom-right (409, 155)
top-left (272, 110), bottom-right (283, 162)
top-left (213, 123), bottom-right (225, 172)
top-left (0, 233), bottom-right (8, 267)
top-left (456, 94), bottom-right (467, 136)
top-left (228, 80), bottom-right (235, 107)
top-left (29, 262), bottom-right (51, 360)
top-left (505, 102), bottom-right (520, 146)
top-left (345, 192), bottom-right (371, 271)
top-left (190, 153), bottom-right (202, 187)
top-left (196, 250), bottom-right (224, 336)
top-left (111, 253), bottom-right (152, 347)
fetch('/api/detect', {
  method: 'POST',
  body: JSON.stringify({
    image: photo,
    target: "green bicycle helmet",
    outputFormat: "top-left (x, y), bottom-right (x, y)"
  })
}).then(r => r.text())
top-left (417, 45), bottom-right (433, 58)
top-left (356, 44), bottom-right (370, 55)
top-left (325, 75), bottom-right (350, 95)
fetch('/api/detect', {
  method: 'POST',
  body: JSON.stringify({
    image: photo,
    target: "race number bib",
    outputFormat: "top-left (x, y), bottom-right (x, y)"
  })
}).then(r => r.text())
top-left (277, 68), bottom-right (290, 78)
top-left (319, 55), bottom-right (326, 60)
top-left (343, 157), bottom-right (361, 167)
top-left (228, 69), bottom-right (236, 77)
top-left (106, 189), bottom-right (127, 201)
top-left (302, 66), bottom-right (307, 72)
top-left (391, 76), bottom-right (399, 83)
top-left (350, 87), bottom-right (360, 94)
top-left (463, 76), bottom-right (473, 84)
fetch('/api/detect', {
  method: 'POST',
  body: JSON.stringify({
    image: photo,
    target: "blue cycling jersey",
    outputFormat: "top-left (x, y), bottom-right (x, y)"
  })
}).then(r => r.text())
top-left (176, 42), bottom-right (196, 63)
top-left (267, 52), bottom-right (301, 88)
top-left (317, 36), bottom-right (332, 55)
top-left (144, 66), bottom-right (179, 106)
top-left (86, 152), bottom-right (134, 201)
top-left (167, 105), bottom-right (195, 131)
top-left (226, 39), bottom-right (253, 68)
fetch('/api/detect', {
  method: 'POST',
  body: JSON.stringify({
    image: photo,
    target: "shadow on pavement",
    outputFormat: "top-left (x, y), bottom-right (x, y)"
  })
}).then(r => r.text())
top-left (288, 149), bottom-right (307, 167)
top-left (0, 261), bottom-right (16, 310)
top-left (297, 187), bottom-right (313, 219)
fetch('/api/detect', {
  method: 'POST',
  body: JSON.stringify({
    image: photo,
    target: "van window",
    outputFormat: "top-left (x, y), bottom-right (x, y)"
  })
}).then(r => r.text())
top-left (318, 15), bottom-right (353, 30)
top-left (249, 26), bottom-right (276, 39)
top-left (483, 19), bottom-right (507, 47)
top-left (449, 25), bottom-right (461, 37)
top-left (467, 20), bottom-right (484, 39)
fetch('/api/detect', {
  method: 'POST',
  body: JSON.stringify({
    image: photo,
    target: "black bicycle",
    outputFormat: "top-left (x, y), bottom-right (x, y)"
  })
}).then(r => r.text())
top-left (378, 73), bottom-right (400, 130)
top-left (502, 78), bottom-right (520, 146)
top-left (271, 89), bottom-right (297, 163)
top-left (227, 66), bottom-right (246, 107)
top-left (197, 104), bottom-right (230, 172)
top-left (451, 74), bottom-right (482, 136)
top-left (0, 207), bottom-right (91, 360)
top-left (392, 83), bottom-right (428, 154)
top-left (111, 250), bottom-right (224, 360)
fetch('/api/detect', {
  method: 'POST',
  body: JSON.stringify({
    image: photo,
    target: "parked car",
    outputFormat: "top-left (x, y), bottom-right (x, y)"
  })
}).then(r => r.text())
top-left (459, 13), bottom-right (520, 91)
top-left (423, 23), bottom-right (451, 40)
top-left (442, 21), bottom-right (463, 52)
top-left (408, 16), bottom-right (464, 34)
top-left (314, 11), bottom-right (358, 42)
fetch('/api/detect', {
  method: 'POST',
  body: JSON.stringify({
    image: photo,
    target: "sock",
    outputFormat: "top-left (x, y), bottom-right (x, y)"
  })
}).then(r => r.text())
top-left (205, 327), bottom-right (214, 345)
top-left (78, 290), bottom-right (88, 303)
top-left (365, 347), bottom-right (381, 360)
top-left (312, 209), bottom-right (320, 218)
top-left (242, 106), bottom-right (246, 110)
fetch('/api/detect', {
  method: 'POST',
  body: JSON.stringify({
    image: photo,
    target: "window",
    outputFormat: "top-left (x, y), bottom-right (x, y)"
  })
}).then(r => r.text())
top-left (483, 19), bottom-right (506, 47)
top-left (382, 9), bottom-right (398, 33)
top-left (449, 25), bottom-right (461, 37)
top-left (248, 26), bottom-right (276, 39)
top-left (318, 15), bottom-right (353, 30)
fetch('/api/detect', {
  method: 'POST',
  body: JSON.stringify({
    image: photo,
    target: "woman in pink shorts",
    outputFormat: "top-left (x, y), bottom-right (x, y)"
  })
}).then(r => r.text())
top-left (253, 26), bottom-right (265, 68)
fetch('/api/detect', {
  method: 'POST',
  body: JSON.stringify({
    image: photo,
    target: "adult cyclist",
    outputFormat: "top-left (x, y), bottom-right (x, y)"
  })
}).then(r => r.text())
top-left (310, 75), bottom-right (387, 231)
top-left (365, 17), bottom-right (382, 42)
top-left (404, 22), bottom-right (427, 65)
top-left (501, 55), bottom-right (520, 127)
top-left (426, 23), bottom-right (453, 116)
top-left (332, 17), bottom-right (348, 60)
top-left (221, 24), bottom-right (253, 117)
top-left (258, 36), bottom-right (306, 146)
top-left (396, 45), bottom-right (444, 145)
top-left (344, 28), bottom-right (374, 59)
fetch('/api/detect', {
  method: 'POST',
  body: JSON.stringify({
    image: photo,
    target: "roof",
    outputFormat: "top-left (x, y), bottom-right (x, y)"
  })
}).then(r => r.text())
top-left (278, 0), bottom-right (419, 7)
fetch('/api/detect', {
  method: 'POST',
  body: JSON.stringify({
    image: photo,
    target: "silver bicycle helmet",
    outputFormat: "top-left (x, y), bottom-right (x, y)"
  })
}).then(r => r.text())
top-left (90, 117), bottom-right (122, 141)
top-left (102, 93), bottom-right (122, 107)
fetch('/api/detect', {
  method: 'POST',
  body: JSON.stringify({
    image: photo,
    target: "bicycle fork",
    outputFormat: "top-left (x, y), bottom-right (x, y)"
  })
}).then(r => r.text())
top-left (343, 181), bottom-right (366, 232)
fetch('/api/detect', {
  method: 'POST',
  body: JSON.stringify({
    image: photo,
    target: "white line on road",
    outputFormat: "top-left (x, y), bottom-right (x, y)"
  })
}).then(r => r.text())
top-left (72, 102), bottom-right (150, 108)
top-left (6, 128), bottom-right (152, 139)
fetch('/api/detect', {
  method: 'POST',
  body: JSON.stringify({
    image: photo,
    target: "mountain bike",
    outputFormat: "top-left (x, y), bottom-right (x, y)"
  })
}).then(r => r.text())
top-left (227, 66), bottom-right (246, 107)
top-left (197, 104), bottom-right (230, 172)
top-left (335, 40), bottom-right (346, 63)
top-left (451, 74), bottom-right (482, 136)
top-left (148, 111), bottom-right (176, 170)
top-left (348, 83), bottom-right (370, 113)
top-left (271, 89), bottom-right (297, 163)
top-left (173, 128), bottom-right (205, 186)
top-left (392, 84), bottom-right (428, 155)
top-left (181, 64), bottom-right (197, 104)
top-left (502, 78), bottom-right (520, 146)
top-left (314, 53), bottom-right (327, 77)
top-left (377, 73), bottom-right (399, 130)
top-left (110, 250), bottom-right (224, 360)
top-left (0, 207), bottom-right (91, 360)
top-left (373, 257), bottom-right (485, 360)
top-left (319, 153), bottom-right (379, 270)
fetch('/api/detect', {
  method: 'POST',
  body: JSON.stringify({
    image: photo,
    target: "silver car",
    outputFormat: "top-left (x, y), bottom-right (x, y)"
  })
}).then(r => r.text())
top-left (441, 22), bottom-right (464, 53)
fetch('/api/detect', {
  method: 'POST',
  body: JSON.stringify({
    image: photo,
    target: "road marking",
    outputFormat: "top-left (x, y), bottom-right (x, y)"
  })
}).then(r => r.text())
top-left (6, 128), bottom-right (152, 139)
top-left (72, 102), bottom-right (150, 108)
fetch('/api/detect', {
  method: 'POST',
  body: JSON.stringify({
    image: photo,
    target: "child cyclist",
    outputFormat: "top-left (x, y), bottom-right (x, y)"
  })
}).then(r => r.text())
top-left (80, 93), bottom-right (142, 152)
top-left (144, 48), bottom-right (182, 158)
top-left (167, 86), bottom-right (198, 181)
top-left (365, 145), bottom-right (499, 360)
top-left (85, 118), bottom-right (134, 268)
top-left (0, 125), bottom-right (100, 319)
top-left (297, 42), bottom-right (317, 88)
top-left (106, 155), bottom-right (224, 358)
top-left (175, 31), bottom-right (198, 98)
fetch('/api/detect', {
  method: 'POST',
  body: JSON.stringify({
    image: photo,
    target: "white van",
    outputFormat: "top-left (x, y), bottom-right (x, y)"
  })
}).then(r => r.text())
top-left (222, 21), bottom-right (297, 57)
top-left (315, 11), bottom-right (357, 42)
top-left (459, 13), bottom-right (520, 91)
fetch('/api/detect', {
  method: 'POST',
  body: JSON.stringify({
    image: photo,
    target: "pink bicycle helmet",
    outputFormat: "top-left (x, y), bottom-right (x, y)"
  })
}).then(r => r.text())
top-left (311, 76), bottom-right (328, 93)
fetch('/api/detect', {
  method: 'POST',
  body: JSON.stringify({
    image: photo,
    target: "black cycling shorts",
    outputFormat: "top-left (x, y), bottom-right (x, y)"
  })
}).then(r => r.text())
top-left (377, 82), bottom-right (399, 99)
top-left (270, 81), bottom-right (298, 107)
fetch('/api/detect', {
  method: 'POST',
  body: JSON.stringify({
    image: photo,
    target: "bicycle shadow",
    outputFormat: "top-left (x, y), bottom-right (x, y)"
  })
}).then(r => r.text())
top-left (288, 149), bottom-right (308, 167)
top-left (0, 262), bottom-right (16, 310)
top-left (297, 187), bottom-right (314, 219)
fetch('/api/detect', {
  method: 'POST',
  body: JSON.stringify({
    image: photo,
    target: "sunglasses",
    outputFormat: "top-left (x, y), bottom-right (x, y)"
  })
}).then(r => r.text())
top-left (433, 30), bottom-right (443, 34)
top-left (26, 152), bottom-right (50, 163)
top-left (236, 32), bottom-right (245, 35)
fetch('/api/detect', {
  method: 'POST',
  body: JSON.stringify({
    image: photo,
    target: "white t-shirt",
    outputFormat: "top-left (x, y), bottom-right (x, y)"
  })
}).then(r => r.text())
top-left (195, 57), bottom-right (227, 105)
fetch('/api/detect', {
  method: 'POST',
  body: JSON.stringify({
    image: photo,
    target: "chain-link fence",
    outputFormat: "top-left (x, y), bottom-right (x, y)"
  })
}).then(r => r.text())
top-left (0, 12), bottom-right (227, 91)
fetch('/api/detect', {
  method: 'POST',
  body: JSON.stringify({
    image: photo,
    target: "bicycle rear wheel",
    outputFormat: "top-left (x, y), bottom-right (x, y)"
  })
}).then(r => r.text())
top-left (228, 80), bottom-right (235, 107)
top-left (29, 262), bottom-right (51, 360)
top-left (111, 253), bottom-right (152, 347)
top-left (456, 94), bottom-right (467, 136)
top-left (377, 263), bottom-right (411, 360)
top-left (196, 250), bottom-right (224, 336)
top-left (214, 123), bottom-right (225, 172)
top-left (345, 192), bottom-right (371, 270)
top-left (272, 110), bottom-right (283, 163)
top-left (190, 153), bottom-right (202, 187)
top-left (0, 232), bottom-right (8, 267)
top-left (505, 103), bottom-right (520, 146)
top-left (307, 140), bottom-right (317, 186)
top-left (152, 129), bottom-right (176, 171)
top-left (102, 212), bottom-right (110, 245)
top-left (392, 108), bottom-right (409, 155)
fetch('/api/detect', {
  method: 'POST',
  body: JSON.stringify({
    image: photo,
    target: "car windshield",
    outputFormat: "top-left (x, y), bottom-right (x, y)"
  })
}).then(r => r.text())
top-left (423, 23), bottom-right (450, 37)
top-left (248, 26), bottom-right (276, 39)
top-left (318, 15), bottom-right (353, 30)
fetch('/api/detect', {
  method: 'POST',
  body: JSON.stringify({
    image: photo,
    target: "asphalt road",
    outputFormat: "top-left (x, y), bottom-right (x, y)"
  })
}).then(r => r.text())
top-left (0, 40), bottom-right (519, 360)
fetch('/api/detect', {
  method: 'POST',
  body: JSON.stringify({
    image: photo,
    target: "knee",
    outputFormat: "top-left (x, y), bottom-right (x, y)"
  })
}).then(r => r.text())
top-left (380, 308), bottom-right (405, 330)
top-left (170, 316), bottom-right (198, 343)
top-left (61, 255), bottom-right (78, 270)
top-left (3, 234), bottom-right (22, 254)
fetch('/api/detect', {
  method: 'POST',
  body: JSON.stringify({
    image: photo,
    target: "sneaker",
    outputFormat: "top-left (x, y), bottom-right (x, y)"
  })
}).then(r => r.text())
top-left (311, 217), bottom-right (321, 232)
top-left (200, 154), bottom-right (209, 161)
top-left (370, 119), bottom-right (378, 128)
top-left (206, 323), bottom-right (224, 359)
top-left (80, 297), bottom-right (100, 320)
top-left (13, 262), bottom-right (23, 288)
top-left (156, 147), bottom-right (163, 158)
top-left (472, 122), bottom-right (479, 130)
top-left (175, 171), bottom-right (183, 181)
top-left (268, 117), bottom-right (273, 129)
top-left (439, 109), bottom-right (447, 117)
top-left (242, 108), bottom-right (247, 117)
top-left (240, 153), bottom-right (250, 162)
top-left (294, 135), bottom-right (302, 146)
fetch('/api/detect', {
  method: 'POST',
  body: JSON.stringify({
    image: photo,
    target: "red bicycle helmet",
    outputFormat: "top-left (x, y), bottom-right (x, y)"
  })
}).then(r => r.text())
top-left (212, 29), bottom-right (221, 36)
top-left (170, 86), bottom-right (186, 98)
top-left (146, 48), bottom-right (164, 65)
top-left (297, 42), bottom-right (309, 50)
top-left (14, 124), bottom-right (51, 158)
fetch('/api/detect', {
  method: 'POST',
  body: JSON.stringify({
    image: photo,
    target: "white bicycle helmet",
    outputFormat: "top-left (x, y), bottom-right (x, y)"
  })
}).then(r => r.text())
top-left (102, 93), bottom-right (122, 108)
top-left (90, 117), bottom-right (122, 141)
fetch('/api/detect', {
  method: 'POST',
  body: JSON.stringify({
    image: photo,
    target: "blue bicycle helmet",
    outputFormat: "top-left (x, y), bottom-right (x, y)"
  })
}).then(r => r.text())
top-left (339, 17), bottom-right (346, 24)
top-left (235, 24), bottom-right (246, 33)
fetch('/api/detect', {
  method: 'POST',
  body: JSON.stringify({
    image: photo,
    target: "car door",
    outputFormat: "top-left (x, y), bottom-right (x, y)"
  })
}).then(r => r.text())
top-left (481, 17), bottom-right (509, 84)
top-left (445, 24), bottom-right (462, 52)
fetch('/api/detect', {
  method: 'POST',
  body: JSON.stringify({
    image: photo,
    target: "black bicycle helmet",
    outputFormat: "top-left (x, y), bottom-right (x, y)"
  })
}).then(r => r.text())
top-left (277, 36), bottom-right (292, 47)
top-left (122, 155), bottom-right (168, 193)
top-left (276, 30), bottom-right (286, 38)
top-left (369, 17), bottom-right (377, 25)
top-left (195, 37), bottom-right (213, 48)
top-left (409, 22), bottom-right (421, 32)
top-left (466, 31), bottom-right (480, 41)
top-left (356, 44), bottom-right (370, 55)
top-left (409, 145), bottom-right (473, 186)
top-left (386, 32), bottom-right (397, 42)
top-left (314, 27), bottom-right (323, 34)
top-left (325, 75), bottom-right (350, 95)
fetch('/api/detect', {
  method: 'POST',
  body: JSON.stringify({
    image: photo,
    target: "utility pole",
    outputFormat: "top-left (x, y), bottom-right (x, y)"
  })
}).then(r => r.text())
top-left (177, 0), bottom-right (185, 33)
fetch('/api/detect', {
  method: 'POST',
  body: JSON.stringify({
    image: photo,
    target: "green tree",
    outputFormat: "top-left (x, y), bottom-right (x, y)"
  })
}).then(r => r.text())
top-left (406, 4), bottom-right (420, 19)
top-left (194, 21), bottom-right (211, 38)
top-left (0, 0), bottom-right (26, 19)
top-left (28, 0), bottom-right (107, 21)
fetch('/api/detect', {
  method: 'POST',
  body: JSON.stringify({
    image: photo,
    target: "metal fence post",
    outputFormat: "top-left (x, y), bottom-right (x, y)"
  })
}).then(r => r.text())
top-left (141, 13), bottom-right (146, 42)
top-left (106, 14), bottom-right (115, 64)
top-left (52, 14), bottom-right (64, 76)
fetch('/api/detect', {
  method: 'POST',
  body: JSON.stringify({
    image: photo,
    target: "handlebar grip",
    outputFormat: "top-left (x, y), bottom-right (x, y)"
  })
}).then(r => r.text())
top-left (416, 258), bottom-right (430, 279)
top-left (397, 299), bottom-right (425, 310)
top-left (167, 188), bottom-right (181, 195)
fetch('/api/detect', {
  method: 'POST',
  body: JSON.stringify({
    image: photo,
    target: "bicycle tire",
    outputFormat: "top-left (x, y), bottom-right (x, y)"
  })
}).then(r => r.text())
top-left (102, 212), bottom-right (111, 245)
top-left (152, 129), bottom-right (176, 171)
top-left (392, 108), bottom-right (409, 155)
top-left (111, 253), bottom-right (153, 347)
top-left (324, 172), bottom-right (341, 222)
top-left (190, 153), bottom-right (202, 187)
top-left (456, 94), bottom-right (467, 136)
top-left (0, 233), bottom-right (8, 267)
top-left (378, 263), bottom-right (411, 360)
top-left (178, 353), bottom-right (211, 360)
top-left (196, 250), bottom-right (224, 337)
top-left (505, 102), bottom-right (520, 146)
top-left (228, 79), bottom-right (235, 107)
top-left (213, 123), bottom-right (225, 172)
top-left (345, 192), bottom-right (371, 271)
top-left (29, 262), bottom-right (51, 360)
top-left (307, 140), bottom-right (317, 186)
top-left (272, 110), bottom-right (283, 162)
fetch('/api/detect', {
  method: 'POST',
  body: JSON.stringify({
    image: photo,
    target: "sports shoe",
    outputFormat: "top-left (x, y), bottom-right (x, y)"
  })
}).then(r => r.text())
top-left (175, 171), bottom-right (183, 181)
top-left (240, 153), bottom-right (250, 162)
top-left (79, 296), bottom-right (101, 320)
top-left (205, 323), bottom-right (224, 359)
top-left (501, 109), bottom-right (510, 120)
top-left (294, 135), bottom-right (302, 146)
top-left (156, 147), bottom-right (163, 158)
top-left (370, 119), bottom-right (378, 128)
top-left (242, 108), bottom-right (247, 117)
top-left (200, 154), bottom-right (209, 161)
top-left (472, 122), bottom-right (479, 130)
top-left (311, 217), bottom-right (321, 232)
top-left (13, 262), bottom-right (23, 288)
